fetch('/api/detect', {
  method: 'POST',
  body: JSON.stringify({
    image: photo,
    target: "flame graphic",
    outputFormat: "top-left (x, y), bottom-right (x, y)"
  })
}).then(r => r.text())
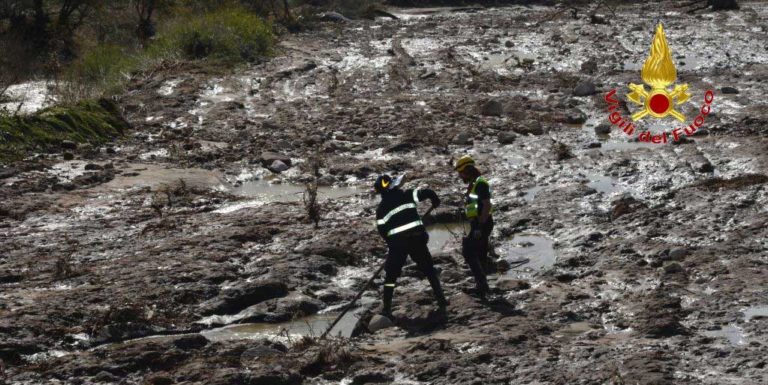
top-left (641, 23), bottom-right (677, 89)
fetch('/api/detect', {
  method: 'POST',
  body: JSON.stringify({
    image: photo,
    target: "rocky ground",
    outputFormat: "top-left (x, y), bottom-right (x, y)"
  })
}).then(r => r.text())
top-left (2, 2), bottom-right (768, 384)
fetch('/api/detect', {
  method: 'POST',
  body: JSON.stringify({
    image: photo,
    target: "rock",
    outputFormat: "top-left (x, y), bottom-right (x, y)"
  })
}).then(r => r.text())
top-left (384, 141), bottom-right (416, 153)
top-left (512, 120), bottom-right (544, 135)
top-left (61, 140), bottom-right (77, 150)
top-left (368, 315), bottom-right (395, 333)
top-left (479, 99), bottom-right (504, 116)
top-left (566, 109), bottom-right (587, 124)
top-left (453, 131), bottom-right (474, 145)
top-left (594, 124), bottom-right (611, 135)
top-left (505, 40), bottom-right (514, 48)
top-left (200, 280), bottom-right (288, 315)
top-left (663, 262), bottom-right (684, 274)
top-left (498, 132), bottom-right (516, 144)
top-left (0, 273), bottom-right (23, 284)
top-left (352, 371), bottom-right (394, 385)
top-left (145, 373), bottom-right (174, 385)
top-left (63, 152), bottom-right (75, 160)
top-left (669, 248), bottom-right (690, 261)
top-left (496, 279), bottom-right (530, 291)
top-left (573, 81), bottom-right (598, 96)
top-left (320, 11), bottom-right (351, 23)
top-left (268, 160), bottom-right (290, 173)
top-left (721, 86), bottom-right (739, 94)
top-left (93, 371), bottom-right (120, 383)
top-left (259, 152), bottom-right (292, 168)
top-left (84, 163), bottom-right (103, 171)
top-left (581, 59), bottom-right (598, 74)
top-left (0, 167), bottom-right (18, 179)
top-left (173, 334), bottom-right (208, 350)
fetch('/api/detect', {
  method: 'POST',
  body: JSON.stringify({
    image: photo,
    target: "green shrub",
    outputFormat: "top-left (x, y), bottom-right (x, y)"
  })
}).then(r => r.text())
top-left (60, 44), bottom-right (139, 100)
top-left (0, 99), bottom-right (129, 163)
top-left (150, 7), bottom-right (274, 63)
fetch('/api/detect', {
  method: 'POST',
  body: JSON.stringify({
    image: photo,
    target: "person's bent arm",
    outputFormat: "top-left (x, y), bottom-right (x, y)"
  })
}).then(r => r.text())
top-left (417, 188), bottom-right (440, 208)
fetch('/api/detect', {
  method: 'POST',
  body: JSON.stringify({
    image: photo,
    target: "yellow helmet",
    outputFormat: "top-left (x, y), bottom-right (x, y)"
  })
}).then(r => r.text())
top-left (454, 155), bottom-right (475, 172)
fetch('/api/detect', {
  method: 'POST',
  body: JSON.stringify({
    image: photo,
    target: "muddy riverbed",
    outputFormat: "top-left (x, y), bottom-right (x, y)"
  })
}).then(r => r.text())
top-left (2, 2), bottom-right (768, 384)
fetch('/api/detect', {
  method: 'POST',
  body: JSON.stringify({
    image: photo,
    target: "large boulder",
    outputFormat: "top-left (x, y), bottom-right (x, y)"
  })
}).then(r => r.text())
top-left (368, 315), bottom-right (395, 333)
top-left (199, 280), bottom-right (288, 315)
top-left (573, 81), bottom-right (598, 96)
top-left (259, 152), bottom-right (292, 168)
top-left (479, 99), bottom-right (504, 116)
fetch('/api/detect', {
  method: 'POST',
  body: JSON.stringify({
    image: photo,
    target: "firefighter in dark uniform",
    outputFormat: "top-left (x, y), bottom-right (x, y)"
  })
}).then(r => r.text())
top-left (374, 174), bottom-right (448, 318)
top-left (454, 155), bottom-right (494, 300)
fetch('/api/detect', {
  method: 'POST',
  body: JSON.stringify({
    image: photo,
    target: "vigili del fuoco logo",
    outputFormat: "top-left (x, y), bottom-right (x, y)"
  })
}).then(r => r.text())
top-left (604, 23), bottom-right (715, 144)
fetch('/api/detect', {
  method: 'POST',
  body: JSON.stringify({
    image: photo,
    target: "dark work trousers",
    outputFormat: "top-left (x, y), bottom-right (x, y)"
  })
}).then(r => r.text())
top-left (462, 219), bottom-right (494, 294)
top-left (382, 232), bottom-right (446, 312)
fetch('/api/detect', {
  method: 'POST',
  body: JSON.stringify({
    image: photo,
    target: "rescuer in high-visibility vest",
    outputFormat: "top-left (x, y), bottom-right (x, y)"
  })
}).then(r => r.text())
top-left (455, 155), bottom-right (494, 301)
top-left (374, 174), bottom-right (448, 318)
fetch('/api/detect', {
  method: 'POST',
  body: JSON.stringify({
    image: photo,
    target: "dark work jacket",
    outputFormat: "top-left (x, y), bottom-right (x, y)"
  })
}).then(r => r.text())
top-left (376, 188), bottom-right (440, 242)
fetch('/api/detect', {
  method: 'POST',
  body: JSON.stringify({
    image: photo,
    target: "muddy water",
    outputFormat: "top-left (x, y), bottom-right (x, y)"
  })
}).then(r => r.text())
top-left (201, 299), bottom-right (374, 342)
top-left (497, 234), bottom-right (557, 277)
top-left (426, 222), bottom-right (468, 252)
top-left (744, 305), bottom-right (768, 321)
top-left (587, 174), bottom-right (620, 195)
top-left (232, 180), bottom-right (361, 202)
top-left (704, 324), bottom-right (746, 346)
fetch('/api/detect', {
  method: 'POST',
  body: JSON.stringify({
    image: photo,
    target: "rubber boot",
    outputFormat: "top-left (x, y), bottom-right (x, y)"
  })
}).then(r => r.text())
top-left (381, 286), bottom-right (394, 318)
top-left (427, 274), bottom-right (448, 314)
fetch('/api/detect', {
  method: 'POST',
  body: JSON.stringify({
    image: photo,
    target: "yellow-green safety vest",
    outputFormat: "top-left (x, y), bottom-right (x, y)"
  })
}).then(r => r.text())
top-left (465, 176), bottom-right (493, 219)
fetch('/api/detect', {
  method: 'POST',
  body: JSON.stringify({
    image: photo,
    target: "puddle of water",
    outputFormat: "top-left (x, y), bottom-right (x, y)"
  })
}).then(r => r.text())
top-left (232, 180), bottom-right (360, 203)
top-left (523, 185), bottom-right (545, 202)
top-left (201, 300), bottom-right (372, 343)
top-left (497, 234), bottom-right (556, 276)
top-left (599, 141), bottom-right (659, 152)
top-left (703, 324), bottom-right (745, 346)
top-left (426, 222), bottom-right (468, 253)
top-left (0, 80), bottom-right (54, 114)
top-left (744, 305), bottom-right (768, 322)
top-left (557, 321), bottom-right (593, 337)
top-left (587, 175), bottom-right (619, 195)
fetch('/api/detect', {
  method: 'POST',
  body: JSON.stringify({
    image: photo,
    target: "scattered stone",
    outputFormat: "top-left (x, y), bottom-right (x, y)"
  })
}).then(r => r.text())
top-left (199, 280), bottom-right (288, 315)
top-left (594, 124), bottom-right (611, 135)
top-left (259, 152), bottom-right (292, 168)
top-left (145, 373), bottom-right (174, 385)
top-left (566, 109), bottom-right (587, 124)
top-left (498, 132), bottom-right (516, 144)
top-left (581, 59), bottom-right (598, 74)
top-left (173, 334), bottom-right (208, 350)
top-left (721, 86), bottom-right (739, 94)
top-left (320, 11), bottom-right (351, 23)
top-left (669, 248), bottom-right (690, 261)
top-left (505, 40), bottom-right (514, 48)
top-left (84, 163), bottom-right (103, 171)
top-left (368, 314), bottom-right (395, 333)
top-left (268, 160), bottom-right (290, 173)
top-left (496, 279), bottom-right (531, 291)
top-left (512, 120), bottom-right (544, 135)
top-left (453, 131), bottom-right (474, 145)
top-left (663, 262), bottom-right (684, 274)
top-left (479, 99), bottom-right (504, 116)
top-left (61, 140), bottom-right (77, 150)
top-left (352, 371), bottom-right (394, 385)
top-left (573, 81), bottom-right (598, 96)
top-left (63, 152), bottom-right (75, 160)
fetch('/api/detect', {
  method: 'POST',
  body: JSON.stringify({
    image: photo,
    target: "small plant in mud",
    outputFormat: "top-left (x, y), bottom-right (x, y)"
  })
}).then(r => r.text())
top-left (53, 254), bottom-right (76, 280)
top-left (303, 149), bottom-right (325, 228)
